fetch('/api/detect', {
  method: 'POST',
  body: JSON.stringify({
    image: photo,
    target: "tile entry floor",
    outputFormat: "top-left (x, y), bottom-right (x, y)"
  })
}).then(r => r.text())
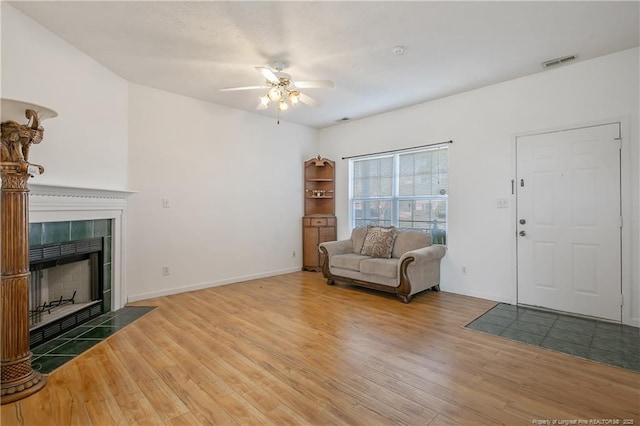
top-left (31, 306), bottom-right (155, 374)
top-left (466, 303), bottom-right (640, 372)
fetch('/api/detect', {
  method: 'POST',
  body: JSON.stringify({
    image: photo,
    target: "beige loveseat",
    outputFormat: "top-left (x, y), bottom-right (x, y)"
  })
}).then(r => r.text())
top-left (319, 226), bottom-right (446, 303)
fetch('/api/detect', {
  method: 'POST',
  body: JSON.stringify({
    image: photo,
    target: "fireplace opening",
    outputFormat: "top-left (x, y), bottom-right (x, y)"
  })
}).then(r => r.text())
top-left (29, 237), bottom-right (104, 347)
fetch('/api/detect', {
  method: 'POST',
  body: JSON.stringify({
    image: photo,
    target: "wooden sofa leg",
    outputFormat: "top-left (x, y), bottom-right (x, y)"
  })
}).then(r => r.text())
top-left (399, 294), bottom-right (413, 303)
top-left (327, 279), bottom-right (335, 285)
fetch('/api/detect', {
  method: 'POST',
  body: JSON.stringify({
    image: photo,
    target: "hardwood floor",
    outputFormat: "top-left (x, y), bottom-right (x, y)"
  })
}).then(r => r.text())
top-left (2, 272), bottom-right (638, 425)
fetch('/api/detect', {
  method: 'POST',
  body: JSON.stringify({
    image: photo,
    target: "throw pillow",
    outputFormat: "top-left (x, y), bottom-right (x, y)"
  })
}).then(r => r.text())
top-left (360, 226), bottom-right (397, 258)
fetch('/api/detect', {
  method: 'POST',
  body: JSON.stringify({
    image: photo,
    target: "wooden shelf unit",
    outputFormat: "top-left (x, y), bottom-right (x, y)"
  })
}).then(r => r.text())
top-left (302, 157), bottom-right (336, 271)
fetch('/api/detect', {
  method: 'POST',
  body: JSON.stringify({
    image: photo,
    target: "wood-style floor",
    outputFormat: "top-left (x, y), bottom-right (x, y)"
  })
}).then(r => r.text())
top-left (2, 272), bottom-right (639, 425)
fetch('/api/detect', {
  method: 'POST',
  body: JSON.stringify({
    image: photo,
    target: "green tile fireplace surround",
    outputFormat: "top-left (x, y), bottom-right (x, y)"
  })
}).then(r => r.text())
top-left (29, 219), bottom-right (113, 315)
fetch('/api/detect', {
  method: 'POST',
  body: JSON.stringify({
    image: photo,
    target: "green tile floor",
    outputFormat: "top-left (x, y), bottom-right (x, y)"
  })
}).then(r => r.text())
top-left (466, 303), bottom-right (640, 372)
top-left (31, 306), bottom-right (155, 374)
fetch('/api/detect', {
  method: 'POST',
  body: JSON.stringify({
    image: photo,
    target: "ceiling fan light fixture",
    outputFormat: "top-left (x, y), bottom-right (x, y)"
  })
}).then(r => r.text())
top-left (289, 91), bottom-right (300, 105)
top-left (222, 61), bottom-right (331, 122)
top-left (268, 87), bottom-right (282, 102)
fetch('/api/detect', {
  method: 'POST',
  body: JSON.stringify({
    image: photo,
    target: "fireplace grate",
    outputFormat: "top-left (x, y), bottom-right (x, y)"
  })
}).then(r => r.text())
top-left (30, 291), bottom-right (77, 318)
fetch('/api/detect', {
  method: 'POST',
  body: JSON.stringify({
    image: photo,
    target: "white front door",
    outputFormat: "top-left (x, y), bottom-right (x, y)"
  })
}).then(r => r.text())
top-left (516, 123), bottom-right (621, 321)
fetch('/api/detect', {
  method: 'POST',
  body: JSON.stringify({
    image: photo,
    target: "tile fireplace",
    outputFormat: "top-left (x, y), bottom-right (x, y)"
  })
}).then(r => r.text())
top-left (28, 222), bottom-right (112, 347)
top-left (27, 184), bottom-right (133, 348)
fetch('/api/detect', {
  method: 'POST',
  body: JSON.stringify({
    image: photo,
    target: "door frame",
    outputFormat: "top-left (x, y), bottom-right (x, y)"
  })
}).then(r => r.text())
top-left (511, 117), bottom-right (633, 325)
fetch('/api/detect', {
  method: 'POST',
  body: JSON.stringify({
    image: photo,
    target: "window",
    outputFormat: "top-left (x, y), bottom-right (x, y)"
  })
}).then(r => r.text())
top-left (349, 146), bottom-right (448, 244)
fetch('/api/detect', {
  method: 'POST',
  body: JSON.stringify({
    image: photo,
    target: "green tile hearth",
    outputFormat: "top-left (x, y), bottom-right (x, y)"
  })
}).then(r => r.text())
top-left (54, 339), bottom-right (101, 355)
top-left (31, 306), bottom-right (155, 374)
top-left (32, 355), bottom-right (77, 374)
top-left (466, 303), bottom-right (640, 373)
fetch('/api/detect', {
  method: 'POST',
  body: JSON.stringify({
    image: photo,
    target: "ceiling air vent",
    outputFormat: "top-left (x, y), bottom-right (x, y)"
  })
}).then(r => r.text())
top-left (541, 54), bottom-right (578, 69)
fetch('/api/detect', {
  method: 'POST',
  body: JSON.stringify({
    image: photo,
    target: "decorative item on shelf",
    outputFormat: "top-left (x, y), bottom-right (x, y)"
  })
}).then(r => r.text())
top-left (308, 189), bottom-right (335, 198)
top-left (1, 99), bottom-right (56, 177)
top-left (1, 98), bottom-right (57, 404)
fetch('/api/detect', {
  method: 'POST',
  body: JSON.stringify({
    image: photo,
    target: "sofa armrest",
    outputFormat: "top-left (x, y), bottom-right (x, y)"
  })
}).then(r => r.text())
top-left (398, 245), bottom-right (447, 296)
top-left (401, 244), bottom-right (446, 264)
top-left (318, 239), bottom-right (353, 257)
top-left (319, 239), bottom-right (352, 281)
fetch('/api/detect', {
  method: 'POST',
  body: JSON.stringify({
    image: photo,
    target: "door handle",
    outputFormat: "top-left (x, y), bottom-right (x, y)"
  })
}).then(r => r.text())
top-left (519, 230), bottom-right (526, 237)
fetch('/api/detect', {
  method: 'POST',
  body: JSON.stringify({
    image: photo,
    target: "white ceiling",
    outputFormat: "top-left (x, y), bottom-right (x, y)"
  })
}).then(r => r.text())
top-left (8, 1), bottom-right (640, 129)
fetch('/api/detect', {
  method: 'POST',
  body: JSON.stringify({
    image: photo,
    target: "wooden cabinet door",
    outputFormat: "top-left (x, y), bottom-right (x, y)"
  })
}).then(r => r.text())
top-left (318, 226), bottom-right (335, 245)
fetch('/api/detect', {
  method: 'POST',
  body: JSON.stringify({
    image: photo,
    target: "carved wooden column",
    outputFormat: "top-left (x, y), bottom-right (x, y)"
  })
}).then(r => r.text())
top-left (1, 100), bottom-right (55, 404)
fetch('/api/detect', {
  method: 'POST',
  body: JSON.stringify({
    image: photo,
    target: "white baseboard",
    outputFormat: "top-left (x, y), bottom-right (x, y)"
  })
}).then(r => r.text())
top-left (441, 286), bottom-right (511, 305)
top-left (126, 267), bottom-right (301, 303)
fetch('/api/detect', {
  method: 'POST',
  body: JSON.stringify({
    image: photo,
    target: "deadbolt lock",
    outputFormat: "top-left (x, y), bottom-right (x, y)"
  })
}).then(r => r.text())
top-left (519, 230), bottom-right (526, 237)
top-left (519, 219), bottom-right (526, 225)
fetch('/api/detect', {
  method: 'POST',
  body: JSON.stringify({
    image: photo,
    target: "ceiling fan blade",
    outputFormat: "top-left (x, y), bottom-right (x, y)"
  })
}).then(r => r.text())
top-left (294, 80), bottom-right (334, 89)
top-left (219, 85), bottom-right (268, 92)
top-left (255, 67), bottom-right (280, 85)
top-left (299, 93), bottom-right (321, 107)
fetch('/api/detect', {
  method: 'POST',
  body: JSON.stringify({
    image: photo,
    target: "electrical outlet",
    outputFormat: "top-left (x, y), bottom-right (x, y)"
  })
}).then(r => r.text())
top-left (292, 250), bottom-right (296, 258)
top-left (162, 266), bottom-right (170, 276)
top-left (162, 197), bottom-right (170, 208)
top-left (461, 266), bottom-right (468, 275)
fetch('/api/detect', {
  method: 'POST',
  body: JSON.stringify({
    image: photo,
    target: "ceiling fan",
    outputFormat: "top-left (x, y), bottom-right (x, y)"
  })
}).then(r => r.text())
top-left (219, 60), bottom-right (334, 111)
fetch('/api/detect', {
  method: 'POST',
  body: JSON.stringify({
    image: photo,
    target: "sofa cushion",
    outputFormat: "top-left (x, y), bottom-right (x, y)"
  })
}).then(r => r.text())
top-left (351, 226), bottom-right (368, 254)
top-left (331, 253), bottom-right (369, 271)
top-left (359, 258), bottom-right (398, 279)
top-left (361, 226), bottom-right (397, 258)
top-left (392, 229), bottom-right (432, 258)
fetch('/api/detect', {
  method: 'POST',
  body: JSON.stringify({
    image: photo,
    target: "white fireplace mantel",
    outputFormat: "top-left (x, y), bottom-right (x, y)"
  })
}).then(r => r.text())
top-left (28, 183), bottom-right (136, 311)
top-left (29, 183), bottom-right (135, 201)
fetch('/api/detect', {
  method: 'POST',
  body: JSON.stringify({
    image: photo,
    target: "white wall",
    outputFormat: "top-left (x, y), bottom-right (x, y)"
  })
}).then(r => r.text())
top-left (318, 48), bottom-right (640, 326)
top-left (1, 4), bottom-right (128, 189)
top-left (126, 84), bottom-right (317, 301)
